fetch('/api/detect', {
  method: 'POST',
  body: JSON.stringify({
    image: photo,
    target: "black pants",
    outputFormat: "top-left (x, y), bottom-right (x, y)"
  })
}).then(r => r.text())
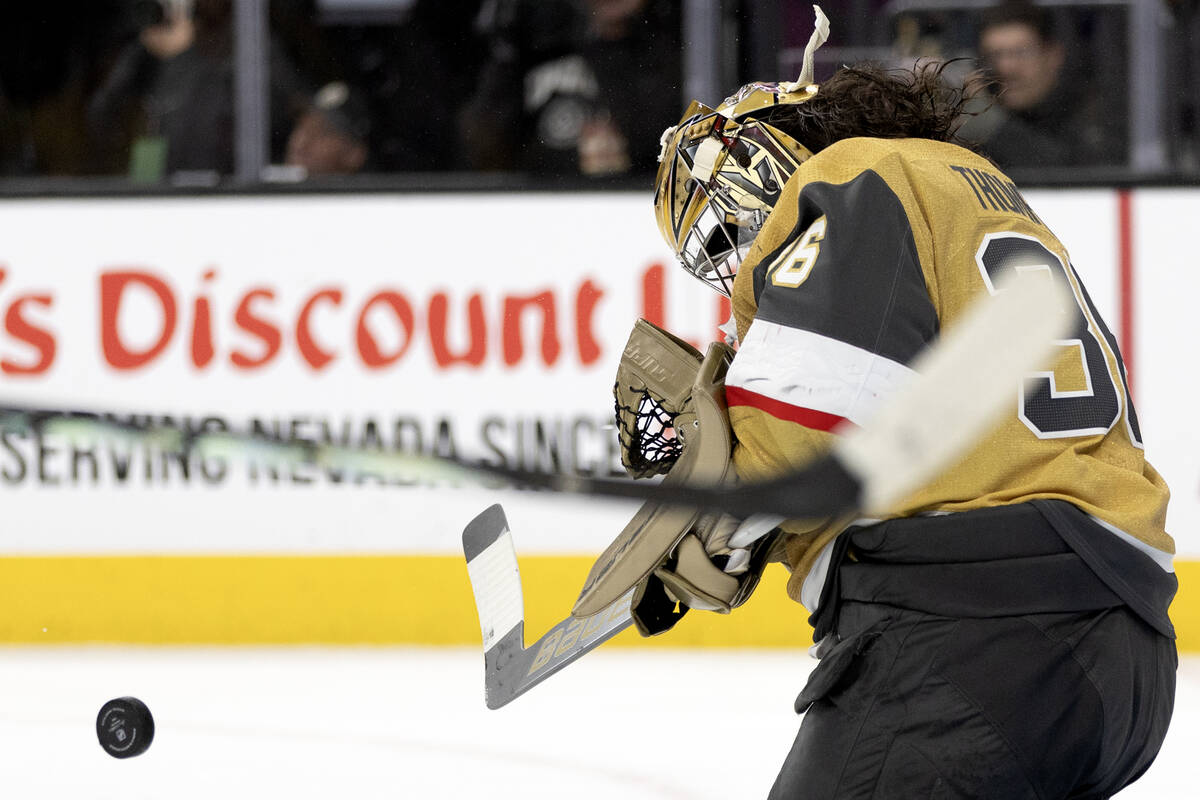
top-left (768, 601), bottom-right (1177, 799)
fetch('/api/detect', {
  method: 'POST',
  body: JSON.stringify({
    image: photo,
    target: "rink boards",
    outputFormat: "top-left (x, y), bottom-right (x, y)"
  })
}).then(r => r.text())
top-left (0, 189), bottom-right (1196, 649)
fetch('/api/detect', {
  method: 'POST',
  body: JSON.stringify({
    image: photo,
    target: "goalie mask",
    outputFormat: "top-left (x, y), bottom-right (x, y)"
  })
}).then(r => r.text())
top-left (652, 6), bottom-right (829, 296)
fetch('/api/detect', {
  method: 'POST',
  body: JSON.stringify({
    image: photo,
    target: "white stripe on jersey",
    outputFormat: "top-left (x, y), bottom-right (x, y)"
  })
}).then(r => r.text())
top-left (1089, 514), bottom-right (1176, 573)
top-left (727, 319), bottom-right (918, 426)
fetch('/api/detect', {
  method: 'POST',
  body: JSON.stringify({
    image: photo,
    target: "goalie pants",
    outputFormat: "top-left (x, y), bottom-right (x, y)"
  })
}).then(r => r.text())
top-left (768, 603), bottom-right (1175, 799)
top-left (768, 504), bottom-right (1177, 800)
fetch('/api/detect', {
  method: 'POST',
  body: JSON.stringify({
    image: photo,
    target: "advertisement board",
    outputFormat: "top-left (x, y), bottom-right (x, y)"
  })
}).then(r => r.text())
top-left (0, 194), bottom-right (730, 555)
top-left (0, 189), bottom-right (1194, 646)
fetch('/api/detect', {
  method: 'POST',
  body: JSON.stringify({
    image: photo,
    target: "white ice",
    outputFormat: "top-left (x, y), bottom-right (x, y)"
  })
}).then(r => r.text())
top-left (0, 647), bottom-right (1195, 799)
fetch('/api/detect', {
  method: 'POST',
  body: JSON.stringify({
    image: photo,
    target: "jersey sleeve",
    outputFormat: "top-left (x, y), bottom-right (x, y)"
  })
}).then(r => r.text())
top-left (727, 160), bottom-right (939, 550)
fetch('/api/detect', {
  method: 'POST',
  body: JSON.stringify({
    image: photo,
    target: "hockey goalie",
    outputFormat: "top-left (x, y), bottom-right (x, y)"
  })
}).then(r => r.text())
top-left (464, 6), bottom-right (1177, 798)
top-left (577, 7), bottom-right (1177, 800)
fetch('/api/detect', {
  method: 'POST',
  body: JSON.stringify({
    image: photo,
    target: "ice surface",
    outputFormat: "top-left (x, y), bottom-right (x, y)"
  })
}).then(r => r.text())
top-left (0, 647), bottom-right (1194, 799)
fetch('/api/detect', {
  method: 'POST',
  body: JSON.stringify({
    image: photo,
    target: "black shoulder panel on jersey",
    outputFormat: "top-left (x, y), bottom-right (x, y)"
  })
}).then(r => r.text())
top-left (751, 169), bottom-right (938, 365)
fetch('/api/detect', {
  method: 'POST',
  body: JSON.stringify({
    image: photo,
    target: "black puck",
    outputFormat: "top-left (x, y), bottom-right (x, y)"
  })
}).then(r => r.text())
top-left (96, 696), bottom-right (155, 759)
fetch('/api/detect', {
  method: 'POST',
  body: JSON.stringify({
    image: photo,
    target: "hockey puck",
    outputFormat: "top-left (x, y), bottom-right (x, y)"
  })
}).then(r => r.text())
top-left (96, 696), bottom-right (154, 759)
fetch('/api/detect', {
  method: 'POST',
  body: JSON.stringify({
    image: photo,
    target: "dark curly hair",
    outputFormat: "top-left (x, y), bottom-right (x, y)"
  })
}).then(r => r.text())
top-left (758, 61), bottom-right (982, 155)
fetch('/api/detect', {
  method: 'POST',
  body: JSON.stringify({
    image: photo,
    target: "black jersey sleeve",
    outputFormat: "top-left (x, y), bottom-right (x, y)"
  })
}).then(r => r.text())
top-left (749, 169), bottom-right (939, 366)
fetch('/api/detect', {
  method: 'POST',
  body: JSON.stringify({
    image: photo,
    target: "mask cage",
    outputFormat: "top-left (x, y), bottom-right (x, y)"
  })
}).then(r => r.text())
top-left (677, 182), bottom-right (767, 297)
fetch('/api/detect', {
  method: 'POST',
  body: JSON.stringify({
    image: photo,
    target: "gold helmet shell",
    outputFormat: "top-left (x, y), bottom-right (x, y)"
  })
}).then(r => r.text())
top-left (652, 5), bottom-right (830, 296)
top-left (653, 83), bottom-right (819, 296)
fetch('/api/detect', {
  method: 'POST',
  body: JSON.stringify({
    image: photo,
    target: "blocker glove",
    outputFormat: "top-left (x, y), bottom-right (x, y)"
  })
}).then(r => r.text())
top-left (632, 513), bottom-right (786, 637)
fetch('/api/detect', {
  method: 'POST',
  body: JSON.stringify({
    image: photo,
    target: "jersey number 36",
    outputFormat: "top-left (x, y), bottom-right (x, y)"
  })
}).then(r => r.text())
top-left (975, 232), bottom-right (1142, 447)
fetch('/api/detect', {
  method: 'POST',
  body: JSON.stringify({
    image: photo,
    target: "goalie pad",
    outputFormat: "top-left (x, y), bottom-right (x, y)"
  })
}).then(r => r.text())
top-left (573, 330), bottom-right (736, 619)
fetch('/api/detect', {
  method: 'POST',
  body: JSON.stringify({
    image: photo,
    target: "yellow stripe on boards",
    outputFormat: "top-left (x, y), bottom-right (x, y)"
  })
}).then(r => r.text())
top-left (0, 555), bottom-right (1193, 650)
top-left (2, 555), bottom-right (483, 645)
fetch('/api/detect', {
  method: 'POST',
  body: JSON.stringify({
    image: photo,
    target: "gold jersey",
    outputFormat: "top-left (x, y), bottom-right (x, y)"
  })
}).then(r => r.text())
top-left (725, 137), bottom-right (1173, 607)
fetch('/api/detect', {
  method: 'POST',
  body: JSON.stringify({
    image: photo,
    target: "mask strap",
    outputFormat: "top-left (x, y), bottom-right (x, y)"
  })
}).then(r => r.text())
top-left (691, 137), bottom-right (725, 182)
top-left (780, 5), bottom-right (830, 93)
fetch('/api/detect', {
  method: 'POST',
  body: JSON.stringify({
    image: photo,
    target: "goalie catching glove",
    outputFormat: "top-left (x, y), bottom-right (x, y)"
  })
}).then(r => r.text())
top-left (575, 319), bottom-right (783, 636)
top-left (612, 319), bottom-right (705, 478)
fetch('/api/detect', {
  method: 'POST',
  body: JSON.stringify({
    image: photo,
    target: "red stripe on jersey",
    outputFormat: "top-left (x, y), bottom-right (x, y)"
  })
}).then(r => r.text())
top-left (725, 385), bottom-right (852, 432)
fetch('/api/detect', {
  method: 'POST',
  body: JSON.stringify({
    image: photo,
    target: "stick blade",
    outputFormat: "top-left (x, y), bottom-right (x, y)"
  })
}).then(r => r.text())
top-left (484, 592), bottom-right (635, 710)
top-left (462, 504), bottom-right (512, 563)
top-left (462, 505), bottom-right (636, 709)
top-left (463, 504), bottom-right (525, 659)
top-left (481, 626), bottom-right (527, 710)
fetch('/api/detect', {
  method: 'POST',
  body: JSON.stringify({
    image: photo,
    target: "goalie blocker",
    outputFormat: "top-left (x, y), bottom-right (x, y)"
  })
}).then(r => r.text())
top-left (576, 319), bottom-right (781, 636)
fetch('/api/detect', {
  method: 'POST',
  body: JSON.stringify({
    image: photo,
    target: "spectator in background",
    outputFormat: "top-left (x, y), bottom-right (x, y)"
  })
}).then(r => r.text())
top-left (958, 1), bottom-right (1125, 170)
top-left (457, 0), bottom-right (590, 173)
top-left (87, 0), bottom-right (309, 181)
top-left (0, 2), bottom-right (129, 175)
top-left (308, 0), bottom-right (483, 172)
top-left (457, 0), bottom-right (679, 176)
top-left (577, 0), bottom-right (681, 176)
top-left (285, 81), bottom-right (369, 177)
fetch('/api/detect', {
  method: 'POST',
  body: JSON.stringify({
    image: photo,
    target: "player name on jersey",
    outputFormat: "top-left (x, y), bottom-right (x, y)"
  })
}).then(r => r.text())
top-left (948, 164), bottom-right (1044, 225)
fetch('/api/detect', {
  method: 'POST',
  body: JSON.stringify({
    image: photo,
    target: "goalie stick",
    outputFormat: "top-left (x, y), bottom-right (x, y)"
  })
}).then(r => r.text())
top-left (458, 275), bottom-right (1074, 706)
top-left (463, 504), bottom-right (634, 709)
top-left (0, 279), bottom-right (1070, 707)
top-left (0, 274), bottom-right (1069, 524)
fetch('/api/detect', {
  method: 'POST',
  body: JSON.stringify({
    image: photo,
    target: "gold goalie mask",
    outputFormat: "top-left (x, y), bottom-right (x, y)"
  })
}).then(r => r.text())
top-left (652, 6), bottom-right (830, 296)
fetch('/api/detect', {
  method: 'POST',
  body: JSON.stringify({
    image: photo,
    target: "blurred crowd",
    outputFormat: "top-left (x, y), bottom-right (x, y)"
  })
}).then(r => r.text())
top-left (0, 0), bottom-right (1197, 184)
